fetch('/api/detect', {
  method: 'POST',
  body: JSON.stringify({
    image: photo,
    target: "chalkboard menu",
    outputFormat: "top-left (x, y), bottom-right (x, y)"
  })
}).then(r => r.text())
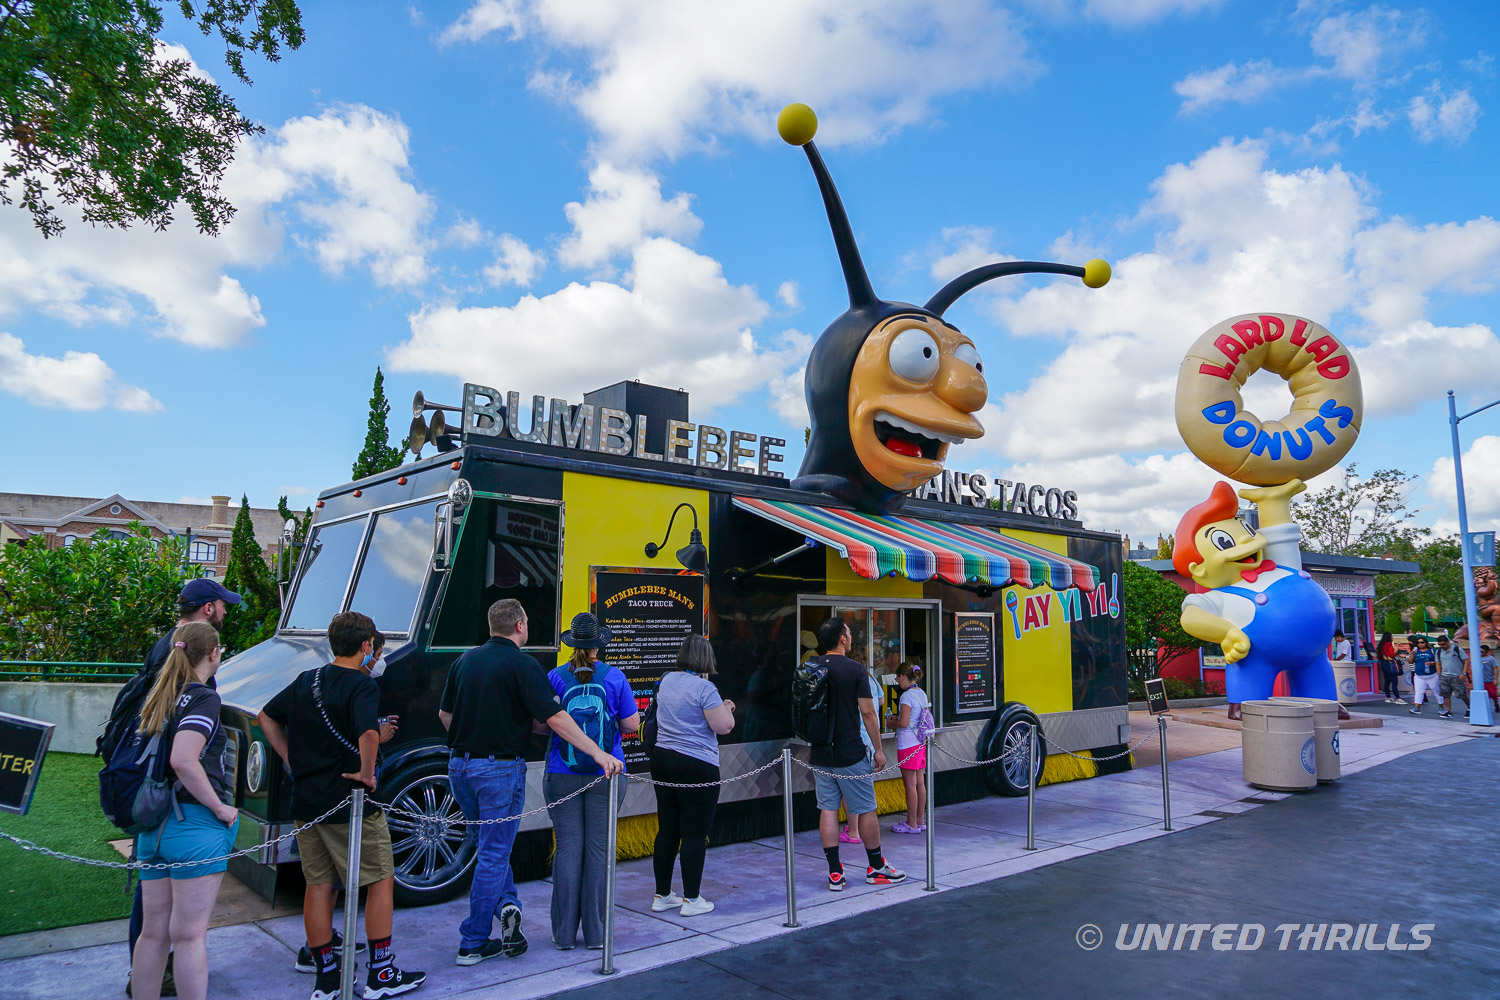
top-left (594, 570), bottom-right (706, 770)
top-left (0, 711), bottom-right (54, 815)
top-left (954, 612), bottom-right (997, 714)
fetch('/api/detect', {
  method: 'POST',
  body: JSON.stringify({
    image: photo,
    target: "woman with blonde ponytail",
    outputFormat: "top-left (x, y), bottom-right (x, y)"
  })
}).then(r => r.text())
top-left (131, 620), bottom-right (238, 1000)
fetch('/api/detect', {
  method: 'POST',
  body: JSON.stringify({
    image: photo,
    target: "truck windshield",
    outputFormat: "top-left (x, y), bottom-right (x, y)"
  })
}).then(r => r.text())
top-left (347, 500), bottom-right (441, 634)
top-left (284, 516), bottom-right (368, 631)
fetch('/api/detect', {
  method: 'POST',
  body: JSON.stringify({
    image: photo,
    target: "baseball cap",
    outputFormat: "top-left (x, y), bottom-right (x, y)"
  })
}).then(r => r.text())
top-left (180, 578), bottom-right (242, 607)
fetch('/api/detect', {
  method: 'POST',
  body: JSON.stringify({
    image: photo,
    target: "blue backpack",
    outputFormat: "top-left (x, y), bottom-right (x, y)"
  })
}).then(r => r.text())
top-left (98, 714), bottom-right (179, 836)
top-left (556, 663), bottom-right (619, 774)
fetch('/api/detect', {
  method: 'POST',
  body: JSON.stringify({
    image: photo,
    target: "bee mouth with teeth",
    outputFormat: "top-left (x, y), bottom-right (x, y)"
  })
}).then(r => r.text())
top-left (873, 417), bottom-right (943, 461)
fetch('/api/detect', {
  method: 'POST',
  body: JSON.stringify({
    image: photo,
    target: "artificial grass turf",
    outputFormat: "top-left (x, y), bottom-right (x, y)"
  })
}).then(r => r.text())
top-left (0, 751), bottom-right (134, 936)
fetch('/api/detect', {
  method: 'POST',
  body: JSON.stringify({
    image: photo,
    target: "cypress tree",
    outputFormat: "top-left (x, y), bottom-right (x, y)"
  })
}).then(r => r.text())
top-left (353, 366), bottom-right (404, 479)
top-left (222, 495), bottom-right (278, 653)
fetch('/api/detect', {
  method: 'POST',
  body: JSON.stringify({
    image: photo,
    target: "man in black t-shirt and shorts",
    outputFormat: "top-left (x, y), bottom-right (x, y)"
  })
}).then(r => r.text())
top-left (260, 612), bottom-right (425, 999)
top-left (439, 599), bottom-right (622, 965)
top-left (811, 618), bottom-right (906, 892)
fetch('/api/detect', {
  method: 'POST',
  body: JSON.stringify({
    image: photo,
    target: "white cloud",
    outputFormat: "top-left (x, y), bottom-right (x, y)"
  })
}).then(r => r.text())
top-left (388, 237), bottom-right (772, 408)
top-left (1351, 216), bottom-right (1500, 328)
top-left (0, 333), bottom-right (160, 411)
top-left (558, 163), bottom-right (702, 270)
top-left (443, 0), bottom-right (1041, 161)
top-left (1173, 60), bottom-right (1288, 114)
top-left (928, 226), bottom-right (1007, 285)
top-left (777, 281), bottom-right (802, 311)
top-left (0, 104), bottom-right (433, 350)
top-left (1309, 5), bottom-right (1428, 84)
top-left (483, 234), bottom-right (546, 287)
top-left (765, 329), bottom-right (815, 425)
top-left (1407, 85), bottom-right (1482, 144)
top-left (1429, 435), bottom-right (1500, 527)
top-left (445, 216), bottom-right (489, 248)
top-left (1082, 0), bottom-right (1223, 26)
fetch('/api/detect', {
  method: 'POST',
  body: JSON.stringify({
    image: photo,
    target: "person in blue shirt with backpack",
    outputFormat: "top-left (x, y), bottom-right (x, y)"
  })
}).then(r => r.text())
top-left (545, 613), bottom-right (639, 951)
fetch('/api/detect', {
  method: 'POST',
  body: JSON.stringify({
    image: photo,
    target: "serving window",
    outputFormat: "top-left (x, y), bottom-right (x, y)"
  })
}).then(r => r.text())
top-left (797, 599), bottom-right (938, 735)
top-left (431, 495), bottom-right (563, 649)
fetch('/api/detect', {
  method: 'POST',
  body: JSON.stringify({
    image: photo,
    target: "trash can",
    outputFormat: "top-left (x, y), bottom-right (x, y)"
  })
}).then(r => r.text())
top-left (1273, 696), bottom-right (1340, 783)
top-left (1240, 699), bottom-right (1317, 792)
top-left (1332, 661), bottom-right (1359, 706)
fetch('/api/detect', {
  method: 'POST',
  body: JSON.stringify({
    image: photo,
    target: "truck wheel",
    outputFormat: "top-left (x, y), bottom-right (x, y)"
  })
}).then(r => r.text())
top-left (977, 704), bottom-right (1045, 796)
top-left (380, 758), bottom-right (476, 906)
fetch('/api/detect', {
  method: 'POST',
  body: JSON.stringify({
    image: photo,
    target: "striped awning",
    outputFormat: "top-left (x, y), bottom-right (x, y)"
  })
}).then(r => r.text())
top-left (733, 496), bottom-right (1099, 592)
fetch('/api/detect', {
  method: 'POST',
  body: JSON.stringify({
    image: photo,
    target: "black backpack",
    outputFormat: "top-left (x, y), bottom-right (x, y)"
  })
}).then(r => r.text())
top-left (98, 713), bottom-right (179, 836)
top-left (791, 655), bottom-right (833, 747)
top-left (98, 667), bottom-right (159, 761)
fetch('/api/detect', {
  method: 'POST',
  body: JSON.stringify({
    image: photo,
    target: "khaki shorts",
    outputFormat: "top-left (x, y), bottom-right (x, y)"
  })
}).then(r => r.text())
top-left (295, 811), bottom-right (395, 888)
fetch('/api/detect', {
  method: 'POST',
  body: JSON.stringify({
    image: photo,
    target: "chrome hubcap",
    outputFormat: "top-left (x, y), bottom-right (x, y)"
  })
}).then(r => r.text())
top-left (386, 774), bottom-right (474, 891)
top-left (1001, 721), bottom-right (1037, 789)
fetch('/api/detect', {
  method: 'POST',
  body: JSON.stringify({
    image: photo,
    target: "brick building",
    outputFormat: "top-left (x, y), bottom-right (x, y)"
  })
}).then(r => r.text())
top-left (0, 493), bottom-right (285, 578)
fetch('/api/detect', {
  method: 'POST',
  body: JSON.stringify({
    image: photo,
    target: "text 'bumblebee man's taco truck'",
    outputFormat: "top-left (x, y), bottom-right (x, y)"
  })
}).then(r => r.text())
top-left (214, 379), bottom-right (1129, 905)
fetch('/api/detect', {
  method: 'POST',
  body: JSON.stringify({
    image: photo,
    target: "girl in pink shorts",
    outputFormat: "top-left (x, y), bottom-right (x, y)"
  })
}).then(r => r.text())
top-left (888, 663), bottom-right (931, 833)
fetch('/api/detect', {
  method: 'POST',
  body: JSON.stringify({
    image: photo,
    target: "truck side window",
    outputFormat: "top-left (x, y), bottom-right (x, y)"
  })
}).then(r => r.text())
top-left (348, 499), bottom-right (441, 636)
top-left (285, 516), bottom-right (368, 631)
top-left (432, 497), bottom-right (561, 649)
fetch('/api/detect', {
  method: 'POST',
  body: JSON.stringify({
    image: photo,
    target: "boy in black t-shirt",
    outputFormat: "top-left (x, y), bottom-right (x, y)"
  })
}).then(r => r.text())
top-left (260, 613), bottom-right (425, 999)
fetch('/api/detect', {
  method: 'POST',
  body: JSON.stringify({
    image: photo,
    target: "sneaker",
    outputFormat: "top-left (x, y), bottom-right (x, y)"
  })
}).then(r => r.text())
top-left (866, 863), bottom-right (907, 885)
top-left (311, 969), bottom-right (342, 1000)
top-left (125, 962), bottom-right (177, 998)
top-left (680, 896), bottom-right (715, 916)
top-left (364, 965), bottom-right (425, 999)
top-left (456, 940), bottom-right (506, 967)
top-left (651, 892), bottom-right (684, 912)
top-left (828, 868), bottom-right (847, 892)
top-left (552, 936), bottom-right (577, 951)
top-left (296, 931), bottom-right (367, 973)
top-left (1409, 708), bottom-right (1422, 715)
top-left (498, 903), bottom-right (527, 957)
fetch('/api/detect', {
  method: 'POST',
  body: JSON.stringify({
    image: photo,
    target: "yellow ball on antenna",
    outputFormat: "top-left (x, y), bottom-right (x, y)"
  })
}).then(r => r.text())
top-left (778, 103), bottom-right (818, 146)
top-left (1082, 258), bottom-right (1112, 288)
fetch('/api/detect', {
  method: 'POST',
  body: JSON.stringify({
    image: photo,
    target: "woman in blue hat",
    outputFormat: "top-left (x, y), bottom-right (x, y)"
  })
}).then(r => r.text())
top-left (544, 613), bottom-right (639, 950)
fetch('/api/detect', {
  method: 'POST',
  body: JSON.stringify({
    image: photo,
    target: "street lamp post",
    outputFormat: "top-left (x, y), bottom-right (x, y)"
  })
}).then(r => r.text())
top-left (1446, 390), bottom-right (1498, 727)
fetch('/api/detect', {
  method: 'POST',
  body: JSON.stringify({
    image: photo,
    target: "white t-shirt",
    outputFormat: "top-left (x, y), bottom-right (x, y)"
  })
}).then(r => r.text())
top-left (895, 686), bottom-right (930, 751)
top-left (1331, 639), bottom-right (1352, 661)
top-left (856, 673), bottom-right (879, 753)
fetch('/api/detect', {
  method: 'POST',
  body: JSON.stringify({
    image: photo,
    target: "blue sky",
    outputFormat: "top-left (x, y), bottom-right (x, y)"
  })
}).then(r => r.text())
top-left (2, 0), bottom-right (1498, 543)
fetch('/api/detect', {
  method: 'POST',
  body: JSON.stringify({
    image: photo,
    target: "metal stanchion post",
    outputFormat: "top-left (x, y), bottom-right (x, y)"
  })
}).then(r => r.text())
top-left (923, 733), bottom-right (936, 891)
top-left (781, 748), bottom-right (799, 927)
top-left (1024, 727), bottom-right (1038, 851)
top-left (600, 773), bottom-right (619, 976)
top-left (1158, 716), bottom-right (1173, 831)
top-left (339, 789), bottom-right (365, 1000)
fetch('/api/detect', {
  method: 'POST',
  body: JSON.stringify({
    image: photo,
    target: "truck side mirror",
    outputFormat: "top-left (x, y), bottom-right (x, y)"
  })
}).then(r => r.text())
top-left (432, 478), bottom-right (472, 572)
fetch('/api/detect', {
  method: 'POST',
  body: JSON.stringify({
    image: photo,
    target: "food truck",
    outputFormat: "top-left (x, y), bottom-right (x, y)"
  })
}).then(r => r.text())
top-left (214, 379), bottom-right (1129, 904)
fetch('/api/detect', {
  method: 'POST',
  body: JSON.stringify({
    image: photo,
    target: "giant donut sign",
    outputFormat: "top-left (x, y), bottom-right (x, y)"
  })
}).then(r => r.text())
top-left (1174, 312), bottom-right (1363, 485)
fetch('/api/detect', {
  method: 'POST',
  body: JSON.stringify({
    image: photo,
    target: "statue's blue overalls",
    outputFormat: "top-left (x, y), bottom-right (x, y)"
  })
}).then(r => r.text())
top-left (1219, 568), bottom-right (1337, 703)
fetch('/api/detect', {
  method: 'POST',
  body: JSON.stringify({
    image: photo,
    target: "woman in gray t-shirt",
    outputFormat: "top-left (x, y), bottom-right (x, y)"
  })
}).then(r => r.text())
top-left (647, 636), bottom-right (735, 917)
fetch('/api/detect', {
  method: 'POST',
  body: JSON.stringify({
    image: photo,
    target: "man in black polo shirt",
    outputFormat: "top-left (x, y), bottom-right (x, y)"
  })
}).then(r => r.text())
top-left (439, 598), bottom-right (623, 965)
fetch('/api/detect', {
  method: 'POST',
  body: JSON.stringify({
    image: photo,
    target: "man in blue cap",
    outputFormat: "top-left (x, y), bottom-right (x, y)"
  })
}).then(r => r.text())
top-left (113, 577), bottom-right (240, 998)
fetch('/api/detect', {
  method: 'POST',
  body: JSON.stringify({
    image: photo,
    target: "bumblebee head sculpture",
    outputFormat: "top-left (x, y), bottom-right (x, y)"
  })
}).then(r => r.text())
top-left (777, 103), bottom-right (1111, 513)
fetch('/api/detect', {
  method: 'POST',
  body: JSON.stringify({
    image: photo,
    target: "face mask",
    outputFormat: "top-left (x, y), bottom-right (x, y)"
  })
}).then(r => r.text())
top-left (363, 652), bottom-right (386, 679)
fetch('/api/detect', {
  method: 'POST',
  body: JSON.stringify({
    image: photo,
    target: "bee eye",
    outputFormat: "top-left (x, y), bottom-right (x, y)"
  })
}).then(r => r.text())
top-left (954, 342), bottom-right (983, 374)
top-left (1208, 529), bottom-right (1236, 551)
top-left (889, 329), bottom-right (942, 383)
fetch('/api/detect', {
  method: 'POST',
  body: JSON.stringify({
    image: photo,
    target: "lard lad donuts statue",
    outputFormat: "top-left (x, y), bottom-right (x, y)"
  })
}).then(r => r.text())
top-left (776, 103), bottom-right (1111, 513)
top-left (1173, 478), bottom-right (1337, 719)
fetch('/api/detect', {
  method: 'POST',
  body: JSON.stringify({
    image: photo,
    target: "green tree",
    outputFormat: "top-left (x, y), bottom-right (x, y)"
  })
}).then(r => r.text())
top-left (1121, 560), bottom-right (1201, 694)
top-left (1292, 464), bottom-right (1424, 555)
top-left (353, 366), bottom-right (403, 480)
top-left (0, 524), bottom-right (200, 663)
top-left (1, 1), bottom-right (304, 238)
top-left (1372, 534), bottom-right (1465, 629)
top-left (220, 494), bottom-right (276, 653)
top-left (1156, 534), bottom-right (1175, 560)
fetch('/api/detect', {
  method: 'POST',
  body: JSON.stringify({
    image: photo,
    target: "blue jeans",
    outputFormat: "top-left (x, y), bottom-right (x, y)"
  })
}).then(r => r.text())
top-left (449, 756), bottom-right (528, 948)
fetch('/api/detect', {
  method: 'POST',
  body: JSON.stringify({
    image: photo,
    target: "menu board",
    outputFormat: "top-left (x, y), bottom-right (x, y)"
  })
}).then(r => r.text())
top-left (594, 570), bottom-right (706, 770)
top-left (954, 612), bottom-right (997, 714)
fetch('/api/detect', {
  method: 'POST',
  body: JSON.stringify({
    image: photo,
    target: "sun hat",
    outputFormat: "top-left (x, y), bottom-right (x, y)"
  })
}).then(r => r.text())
top-left (561, 612), bottom-right (612, 648)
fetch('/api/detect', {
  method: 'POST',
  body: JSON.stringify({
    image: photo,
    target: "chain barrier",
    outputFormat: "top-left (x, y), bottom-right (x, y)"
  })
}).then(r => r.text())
top-left (0, 794), bottom-right (355, 871)
top-left (3, 729), bottom-right (1159, 870)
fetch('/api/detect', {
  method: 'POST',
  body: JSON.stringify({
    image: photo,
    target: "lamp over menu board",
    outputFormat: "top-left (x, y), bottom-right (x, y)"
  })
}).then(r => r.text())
top-left (593, 569), bottom-right (706, 771)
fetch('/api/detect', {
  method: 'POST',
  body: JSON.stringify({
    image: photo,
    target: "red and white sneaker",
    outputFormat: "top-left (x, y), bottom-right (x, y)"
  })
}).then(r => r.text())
top-left (866, 863), bottom-right (907, 885)
top-left (828, 868), bottom-right (847, 892)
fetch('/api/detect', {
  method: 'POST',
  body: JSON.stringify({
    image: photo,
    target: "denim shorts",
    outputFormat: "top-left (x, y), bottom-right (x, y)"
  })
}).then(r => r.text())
top-left (137, 802), bottom-right (238, 881)
top-left (813, 754), bottom-right (877, 815)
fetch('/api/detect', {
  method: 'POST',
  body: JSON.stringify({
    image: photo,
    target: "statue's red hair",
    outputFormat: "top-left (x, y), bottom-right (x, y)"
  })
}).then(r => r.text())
top-left (1173, 481), bottom-right (1240, 577)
